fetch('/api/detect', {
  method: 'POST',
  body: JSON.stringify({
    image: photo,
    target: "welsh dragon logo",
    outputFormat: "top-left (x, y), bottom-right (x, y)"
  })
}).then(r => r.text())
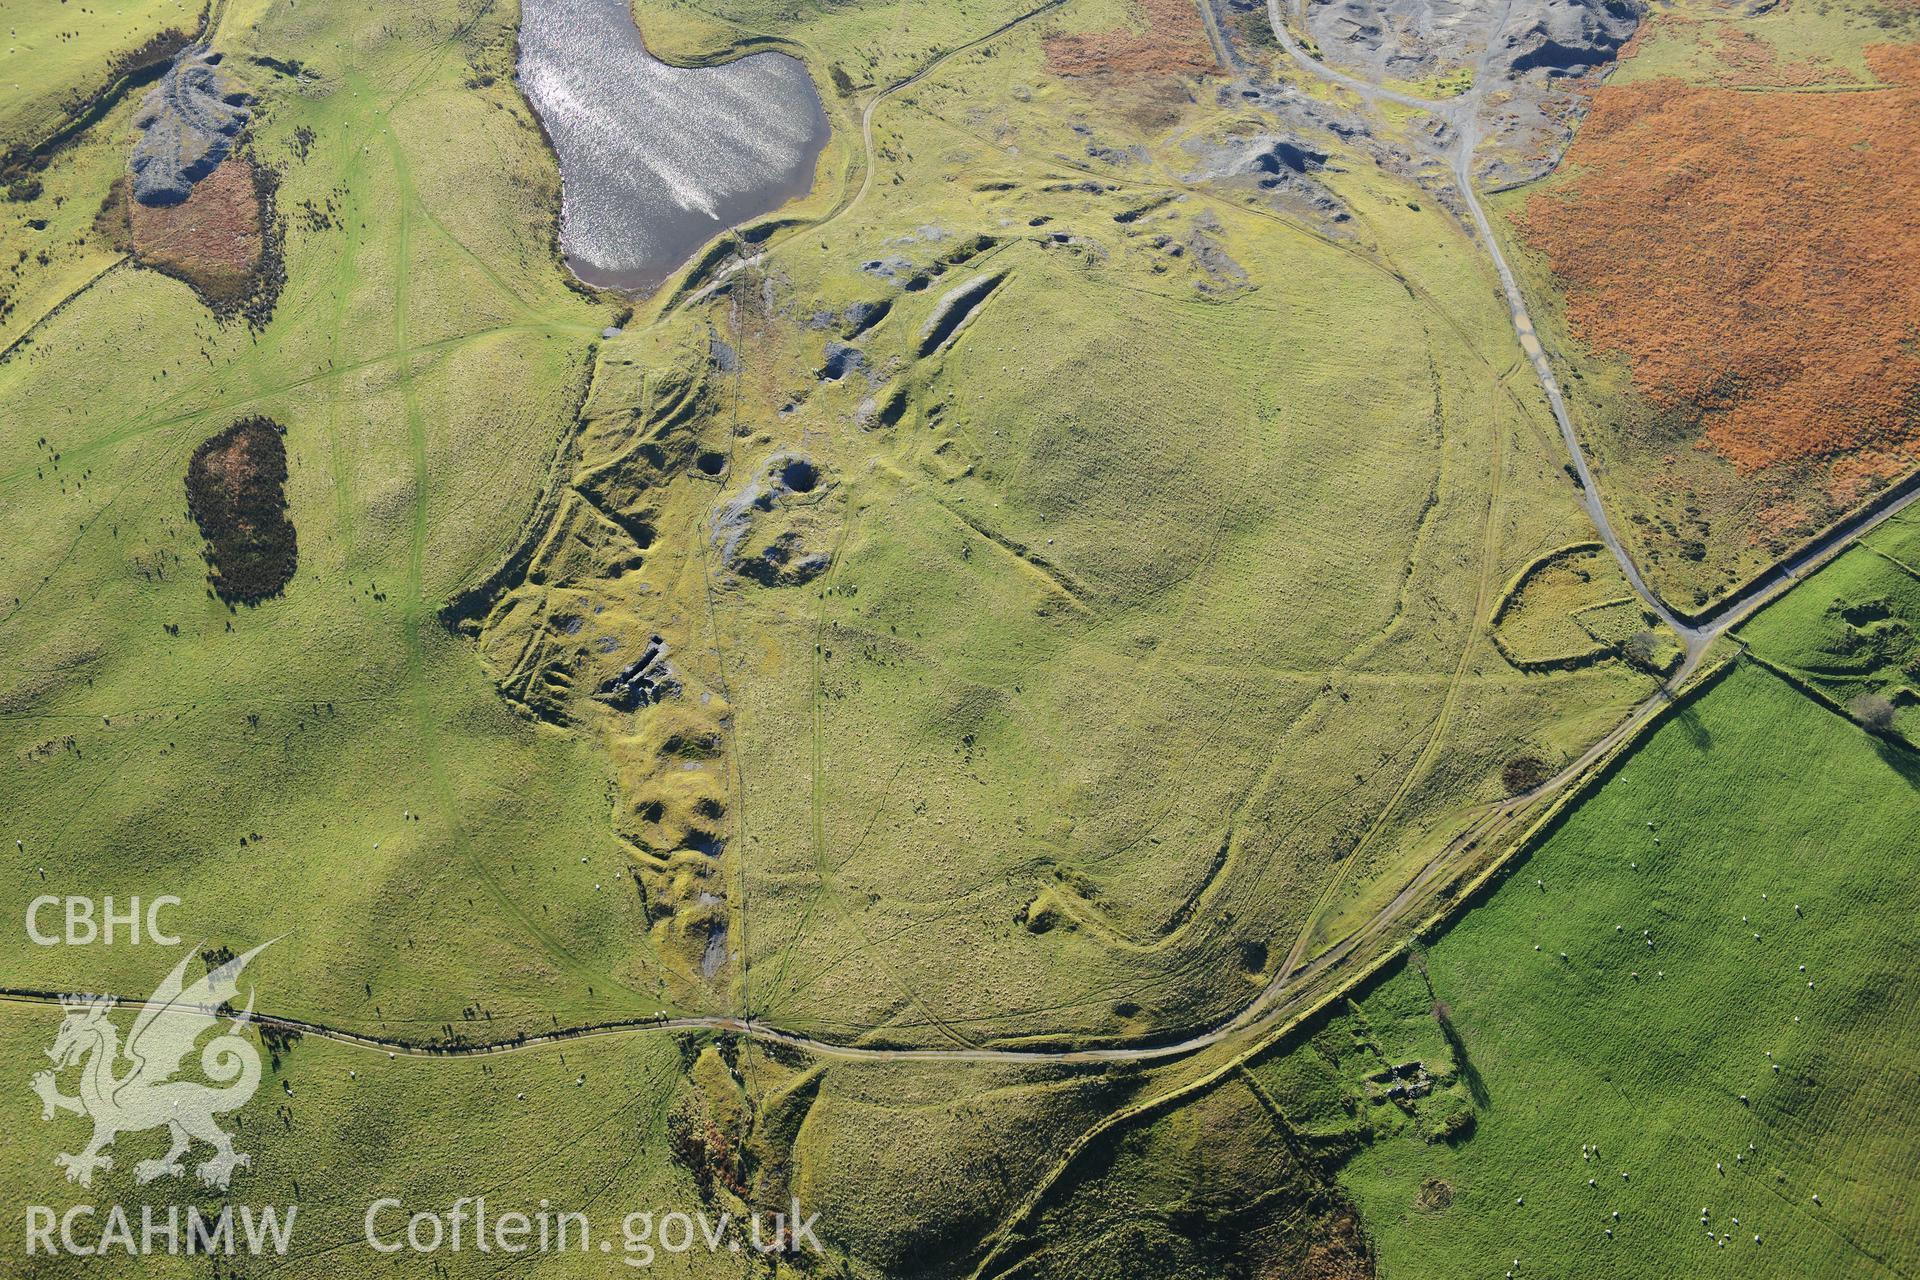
top-left (30, 943), bottom-right (270, 1190)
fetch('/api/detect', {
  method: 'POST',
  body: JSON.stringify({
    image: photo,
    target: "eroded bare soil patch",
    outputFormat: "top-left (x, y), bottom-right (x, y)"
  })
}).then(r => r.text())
top-left (1044, 0), bottom-right (1218, 79)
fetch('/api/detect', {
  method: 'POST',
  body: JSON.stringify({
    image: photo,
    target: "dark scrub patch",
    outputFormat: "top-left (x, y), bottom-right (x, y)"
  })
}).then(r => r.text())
top-left (186, 416), bottom-right (297, 604)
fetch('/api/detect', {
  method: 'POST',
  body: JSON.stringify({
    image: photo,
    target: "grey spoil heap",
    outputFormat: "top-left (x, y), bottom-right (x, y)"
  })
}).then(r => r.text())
top-left (130, 45), bottom-right (252, 206)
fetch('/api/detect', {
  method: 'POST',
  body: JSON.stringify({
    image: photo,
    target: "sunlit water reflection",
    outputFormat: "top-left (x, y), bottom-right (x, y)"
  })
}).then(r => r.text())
top-left (519, 0), bottom-right (830, 292)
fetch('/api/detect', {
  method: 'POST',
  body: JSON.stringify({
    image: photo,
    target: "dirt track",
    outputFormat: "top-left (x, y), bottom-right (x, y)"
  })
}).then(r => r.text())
top-left (10, 0), bottom-right (1920, 1079)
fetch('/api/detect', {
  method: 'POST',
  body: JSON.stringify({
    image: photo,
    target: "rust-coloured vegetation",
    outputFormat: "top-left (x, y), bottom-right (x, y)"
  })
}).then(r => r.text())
top-left (129, 155), bottom-right (263, 304)
top-left (186, 416), bottom-right (297, 604)
top-left (1043, 0), bottom-right (1217, 78)
top-left (1517, 43), bottom-right (1920, 504)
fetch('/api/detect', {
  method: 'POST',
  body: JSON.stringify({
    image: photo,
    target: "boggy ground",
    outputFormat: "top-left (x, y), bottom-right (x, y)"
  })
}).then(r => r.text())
top-left (1043, 0), bottom-right (1219, 78)
top-left (184, 414), bottom-right (296, 603)
top-left (126, 154), bottom-right (268, 307)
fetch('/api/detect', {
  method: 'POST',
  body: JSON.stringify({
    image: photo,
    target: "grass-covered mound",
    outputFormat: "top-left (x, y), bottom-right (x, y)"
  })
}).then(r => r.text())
top-left (1738, 514), bottom-right (1920, 743)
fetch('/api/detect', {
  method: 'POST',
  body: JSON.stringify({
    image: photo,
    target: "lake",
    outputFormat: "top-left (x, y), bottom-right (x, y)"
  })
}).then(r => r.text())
top-left (518, 0), bottom-right (831, 293)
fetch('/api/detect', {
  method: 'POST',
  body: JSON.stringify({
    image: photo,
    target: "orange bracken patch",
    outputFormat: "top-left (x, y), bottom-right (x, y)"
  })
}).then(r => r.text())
top-left (1866, 40), bottom-right (1920, 82)
top-left (1516, 45), bottom-right (1920, 486)
top-left (128, 156), bottom-right (263, 301)
top-left (1044, 0), bottom-right (1217, 79)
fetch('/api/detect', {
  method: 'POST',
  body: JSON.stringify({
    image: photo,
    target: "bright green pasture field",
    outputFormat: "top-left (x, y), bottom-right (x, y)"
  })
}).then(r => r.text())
top-left (1311, 661), bottom-right (1920, 1279)
top-left (0, 0), bottom-right (660, 1039)
top-left (1866, 507), bottom-right (1920, 568)
top-left (0, 0), bottom-right (200, 147)
top-left (1737, 540), bottom-right (1920, 738)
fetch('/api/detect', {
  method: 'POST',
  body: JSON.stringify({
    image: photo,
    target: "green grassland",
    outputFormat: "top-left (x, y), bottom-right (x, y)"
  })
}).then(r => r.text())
top-left (0, 0), bottom-right (671, 1040)
top-left (0, 999), bottom-right (739, 1277)
top-left (1251, 659), bottom-right (1920, 1279)
top-left (989, 1062), bottom-right (1373, 1278)
top-left (10, 0), bottom-right (1906, 1275)
top-left (1869, 506), bottom-right (1920, 566)
top-left (1492, 542), bottom-right (1683, 673)
top-left (1737, 524), bottom-right (1920, 742)
top-left (522, 0), bottom-right (1673, 1046)
top-left (1615, 0), bottom-right (1920, 87)
top-left (1, 0), bottom-right (1669, 1060)
top-left (633, 0), bottom-right (1048, 88)
top-left (0, 0), bottom-right (202, 150)
top-left (0, 96), bottom-right (129, 354)
top-left (2, 980), bottom-right (1220, 1278)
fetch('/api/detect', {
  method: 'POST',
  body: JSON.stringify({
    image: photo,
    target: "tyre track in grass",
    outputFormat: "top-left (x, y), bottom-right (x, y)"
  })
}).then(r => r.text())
top-left (1254, 0), bottom-right (1920, 962)
top-left (1278, 312), bottom-right (1506, 979)
top-left (11, 0), bottom-right (1920, 1112)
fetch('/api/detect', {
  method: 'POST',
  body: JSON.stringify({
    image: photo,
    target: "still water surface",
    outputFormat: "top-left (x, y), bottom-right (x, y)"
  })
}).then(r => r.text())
top-left (519, 0), bottom-right (830, 292)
